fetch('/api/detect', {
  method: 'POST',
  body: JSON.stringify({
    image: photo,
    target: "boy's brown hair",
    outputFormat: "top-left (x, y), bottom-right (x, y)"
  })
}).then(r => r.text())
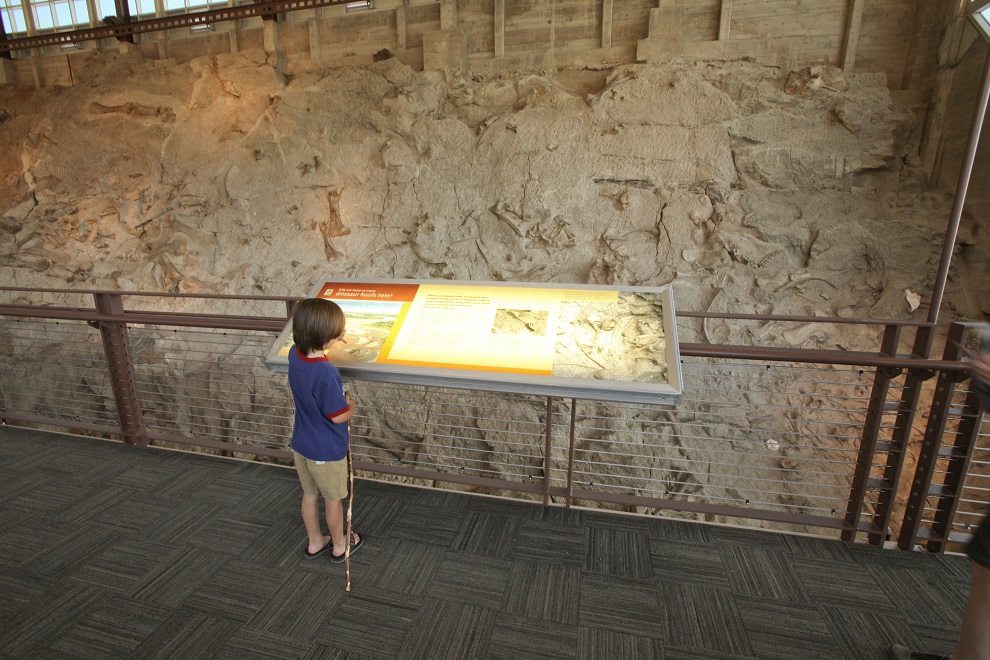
top-left (292, 298), bottom-right (346, 355)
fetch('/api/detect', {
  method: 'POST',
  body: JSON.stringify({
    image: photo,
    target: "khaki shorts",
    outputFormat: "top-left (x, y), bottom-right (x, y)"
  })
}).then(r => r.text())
top-left (293, 451), bottom-right (348, 500)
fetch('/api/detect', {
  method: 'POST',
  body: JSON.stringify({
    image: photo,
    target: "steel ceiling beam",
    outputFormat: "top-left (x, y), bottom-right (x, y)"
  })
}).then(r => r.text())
top-left (0, 0), bottom-right (360, 53)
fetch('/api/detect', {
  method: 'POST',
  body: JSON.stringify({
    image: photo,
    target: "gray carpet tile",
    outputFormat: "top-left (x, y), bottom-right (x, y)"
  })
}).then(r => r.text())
top-left (44, 593), bottom-right (174, 657)
top-left (0, 582), bottom-right (107, 657)
top-left (718, 544), bottom-right (811, 603)
top-left (0, 515), bottom-right (67, 565)
top-left (132, 546), bottom-right (231, 607)
top-left (539, 503), bottom-right (585, 526)
top-left (351, 492), bottom-right (408, 539)
top-left (908, 622), bottom-right (965, 659)
top-left (577, 627), bottom-right (662, 660)
top-left (864, 561), bottom-right (968, 627)
top-left (820, 604), bottom-right (933, 660)
top-left (452, 510), bottom-right (521, 559)
top-left (314, 590), bottom-right (419, 659)
top-left (488, 611), bottom-right (579, 660)
top-left (0, 506), bottom-right (32, 536)
top-left (790, 554), bottom-right (898, 610)
top-left (580, 572), bottom-right (664, 638)
top-left (661, 582), bottom-right (751, 656)
top-left (91, 492), bottom-right (176, 532)
top-left (196, 474), bottom-right (271, 507)
top-left (185, 559), bottom-right (293, 623)
top-left (514, 518), bottom-right (587, 567)
top-left (426, 549), bottom-right (513, 607)
top-left (144, 500), bottom-right (223, 545)
top-left (386, 501), bottom-right (466, 546)
top-left (0, 570), bottom-right (62, 618)
top-left (130, 608), bottom-right (241, 660)
top-left (651, 538), bottom-right (732, 591)
top-left (51, 483), bottom-right (139, 525)
top-left (503, 560), bottom-right (581, 625)
top-left (19, 524), bottom-right (118, 578)
top-left (69, 536), bottom-right (186, 594)
top-left (6, 477), bottom-right (92, 515)
top-left (398, 598), bottom-right (498, 660)
top-left (219, 628), bottom-right (313, 660)
top-left (0, 428), bottom-right (977, 659)
top-left (240, 517), bottom-right (315, 567)
top-left (781, 531), bottom-right (858, 561)
top-left (246, 569), bottom-right (347, 641)
top-left (185, 512), bottom-right (273, 555)
top-left (585, 525), bottom-right (654, 579)
top-left (735, 597), bottom-right (845, 659)
top-left (362, 538), bottom-right (445, 595)
top-left (707, 524), bottom-right (790, 549)
top-left (648, 516), bottom-right (711, 544)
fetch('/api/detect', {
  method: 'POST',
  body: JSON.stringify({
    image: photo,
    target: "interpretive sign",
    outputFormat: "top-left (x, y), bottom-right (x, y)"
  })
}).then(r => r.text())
top-left (264, 278), bottom-right (683, 404)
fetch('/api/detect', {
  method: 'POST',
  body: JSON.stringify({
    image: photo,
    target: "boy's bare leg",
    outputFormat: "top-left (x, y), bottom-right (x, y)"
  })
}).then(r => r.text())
top-left (301, 492), bottom-right (331, 554)
top-left (955, 562), bottom-right (990, 660)
top-left (327, 497), bottom-right (347, 554)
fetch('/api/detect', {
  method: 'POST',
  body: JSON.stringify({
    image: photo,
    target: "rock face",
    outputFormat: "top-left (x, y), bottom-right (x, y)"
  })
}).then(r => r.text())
top-left (0, 49), bottom-right (968, 531)
top-left (0, 49), bottom-right (952, 347)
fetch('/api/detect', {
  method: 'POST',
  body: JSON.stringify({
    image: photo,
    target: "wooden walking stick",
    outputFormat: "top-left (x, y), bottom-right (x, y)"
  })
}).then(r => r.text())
top-left (345, 445), bottom-right (354, 592)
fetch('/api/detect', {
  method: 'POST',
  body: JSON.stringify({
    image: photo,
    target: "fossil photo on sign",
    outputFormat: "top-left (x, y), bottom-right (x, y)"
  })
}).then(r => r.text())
top-left (491, 309), bottom-right (549, 336)
top-left (552, 292), bottom-right (668, 384)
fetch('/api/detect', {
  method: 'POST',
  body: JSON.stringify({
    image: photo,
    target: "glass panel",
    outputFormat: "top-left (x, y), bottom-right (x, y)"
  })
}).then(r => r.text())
top-left (12, 7), bottom-right (25, 31)
top-left (34, 4), bottom-right (55, 29)
top-left (126, 0), bottom-right (136, 14)
top-left (188, 0), bottom-right (208, 7)
top-left (1, 12), bottom-right (10, 33)
top-left (54, 1), bottom-right (73, 26)
top-left (73, 0), bottom-right (89, 23)
top-left (97, 0), bottom-right (115, 19)
top-left (165, 0), bottom-right (183, 10)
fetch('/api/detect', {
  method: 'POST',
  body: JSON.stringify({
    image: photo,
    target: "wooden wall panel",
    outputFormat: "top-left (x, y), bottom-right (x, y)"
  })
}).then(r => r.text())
top-left (504, 0), bottom-right (551, 53)
top-left (852, 0), bottom-right (916, 86)
top-left (320, 10), bottom-right (398, 51)
top-left (169, 30), bottom-right (238, 63)
top-left (729, 0), bottom-right (846, 63)
top-left (459, 0), bottom-right (495, 54)
top-left (609, 0), bottom-right (653, 45)
top-left (407, 3), bottom-right (442, 50)
top-left (682, 0), bottom-right (721, 42)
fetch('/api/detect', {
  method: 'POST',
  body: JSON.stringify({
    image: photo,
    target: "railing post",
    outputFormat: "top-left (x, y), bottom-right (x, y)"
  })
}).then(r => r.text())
top-left (565, 399), bottom-right (577, 508)
top-left (898, 324), bottom-right (969, 550)
top-left (922, 323), bottom-right (985, 553)
top-left (543, 396), bottom-right (553, 506)
top-left (841, 324), bottom-right (901, 543)
top-left (869, 326), bottom-right (938, 545)
top-left (93, 293), bottom-right (147, 446)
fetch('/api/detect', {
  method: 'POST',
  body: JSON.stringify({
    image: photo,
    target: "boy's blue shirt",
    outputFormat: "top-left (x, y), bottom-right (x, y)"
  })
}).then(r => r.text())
top-left (288, 347), bottom-right (350, 461)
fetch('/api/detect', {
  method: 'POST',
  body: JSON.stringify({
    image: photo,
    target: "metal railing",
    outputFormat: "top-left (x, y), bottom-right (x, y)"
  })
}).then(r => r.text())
top-left (0, 286), bottom-right (986, 551)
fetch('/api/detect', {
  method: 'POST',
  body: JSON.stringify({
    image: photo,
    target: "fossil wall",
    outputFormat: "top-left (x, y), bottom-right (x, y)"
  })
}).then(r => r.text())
top-left (1, 48), bottom-right (975, 348)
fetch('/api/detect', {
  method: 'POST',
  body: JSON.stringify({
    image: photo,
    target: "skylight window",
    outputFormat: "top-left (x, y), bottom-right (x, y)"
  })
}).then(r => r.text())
top-left (1, 0), bottom-right (27, 34)
top-left (973, 0), bottom-right (990, 40)
top-left (30, 0), bottom-right (90, 30)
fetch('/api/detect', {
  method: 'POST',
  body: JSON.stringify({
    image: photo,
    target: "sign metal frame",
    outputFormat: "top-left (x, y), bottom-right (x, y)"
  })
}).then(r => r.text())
top-left (264, 278), bottom-right (683, 405)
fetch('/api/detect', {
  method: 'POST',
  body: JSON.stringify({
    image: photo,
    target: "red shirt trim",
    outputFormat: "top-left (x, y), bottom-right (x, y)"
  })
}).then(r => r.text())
top-left (325, 405), bottom-right (350, 420)
top-left (296, 347), bottom-right (329, 363)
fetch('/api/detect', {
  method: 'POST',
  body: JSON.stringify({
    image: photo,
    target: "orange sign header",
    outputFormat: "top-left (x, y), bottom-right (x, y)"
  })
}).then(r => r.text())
top-left (318, 282), bottom-right (420, 303)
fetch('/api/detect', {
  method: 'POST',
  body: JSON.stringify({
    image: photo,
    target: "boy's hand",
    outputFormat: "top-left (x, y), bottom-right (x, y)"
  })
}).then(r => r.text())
top-left (345, 392), bottom-right (354, 407)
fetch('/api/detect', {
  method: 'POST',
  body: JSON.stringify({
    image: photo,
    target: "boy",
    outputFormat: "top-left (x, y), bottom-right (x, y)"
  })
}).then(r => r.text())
top-left (288, 297), bottom-right (363, 562)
